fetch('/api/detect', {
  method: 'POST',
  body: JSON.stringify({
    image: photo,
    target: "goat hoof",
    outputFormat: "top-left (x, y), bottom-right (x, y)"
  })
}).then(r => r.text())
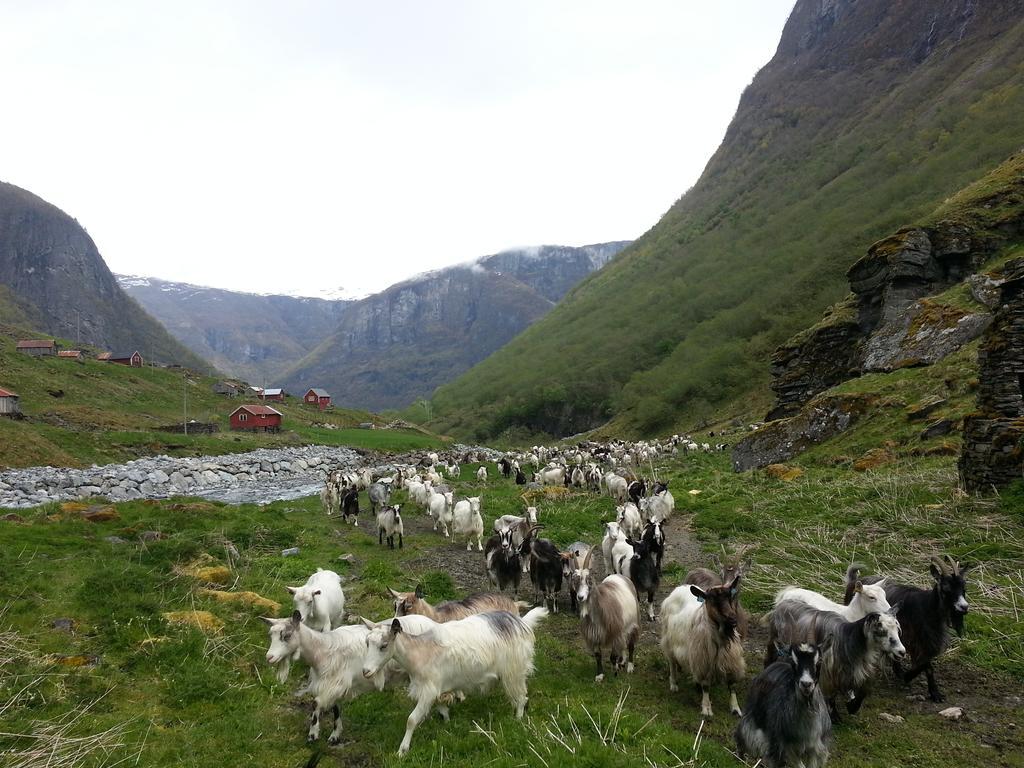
top-left (307, 734), bottom-right (317, 743)
top-left (328, 735), bottom-right (341, 746)
top-left (669, 683), bottom-right (679, 693)
top-left (731, 707), bottom-right (742, 717)
top-left (626, 662), bottom-right (635, 674)
top-left (594, 674), bottom-right (605, 683)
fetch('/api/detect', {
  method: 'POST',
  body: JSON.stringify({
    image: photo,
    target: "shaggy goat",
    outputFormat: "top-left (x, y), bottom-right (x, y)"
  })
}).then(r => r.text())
top-left (776, 565), bottom-right (890, 621)
top-left (660, 576), bottom-right (746, 718)
top-left (574, 548), bottom-right (640, 682)
top-left (368, 481), bottom-right (392, 515)
top-left (340, 486), bottom-right (359, 526)
top-left (848, 556), bottom-right (971, 702)
top-left (360, 608), bottom-right (549, 756)
top-left (766, 599), bottom-right (905, 720)
top-left (735, 641), bottom-right (832, 768)
top-left (519, 527), bottom-right (564, 612)
top-left (621, 527), bottom-right (661, 621)
top-left (451, 496), bottom-right (484, 551)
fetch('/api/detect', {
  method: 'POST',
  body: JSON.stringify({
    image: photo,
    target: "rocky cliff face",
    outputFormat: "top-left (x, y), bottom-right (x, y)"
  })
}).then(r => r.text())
top-left (0, 182), bottom-right (208, 368)
top-left (960, 257), bottom-right (1024, 492)
top-left (116, 276), bottom-right (350, 384)
top-left (281, 242), bottom-right (630, 411)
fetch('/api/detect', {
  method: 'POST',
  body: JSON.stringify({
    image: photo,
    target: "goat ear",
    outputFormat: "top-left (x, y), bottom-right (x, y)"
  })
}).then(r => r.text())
top-left (929, 562), bottom-right (943, 580)
top-left (727, 574), bottom-right (742, 595)
top-left (773, 641), bottom-right (789, 658)
top-left (888, 602), bottom-right (901, 616)
top-left (390, 618), bottom-right (403, 635)
top-left (285, 586), bottom-right (297, 595)
top-left (689, 585), bottom-right (707, 603)
top-left (387, 587), bottom-right (402, 599)
top-left (959, 562), bottom-right (974, 574)
top-left (258, 616), bottom-right (276, 625)
top-left (360, 616), bottom-right (376, 629)
top-left (414, 584), bottom-right (425, 599)
top-left (290, 610), bottom-right (302, 626)
top-left (818, 634), bottom-right (834, 654)
top-left (854, 580), bottom-right (864, 593)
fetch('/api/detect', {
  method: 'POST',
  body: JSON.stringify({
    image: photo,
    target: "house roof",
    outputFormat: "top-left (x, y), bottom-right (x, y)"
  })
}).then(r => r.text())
top-left (0, 387), bottom-right (18, 398)
top-left (16, 339), bottom-right (55, 349)
top-left (57, 350), bottom-right (82, 357)
top-left (110, 351), bottom-right (142, 359)
top-left (307, 388), bottom-right (330, 397)
top-left (97, 352), bottom-right (112, 360)
top-left (231, 405), bottom-right (283, 417)
top-left (262, 388), bottom-right (283, 396)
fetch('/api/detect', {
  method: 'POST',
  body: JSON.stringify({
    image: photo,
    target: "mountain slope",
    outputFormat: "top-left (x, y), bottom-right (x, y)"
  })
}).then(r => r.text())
top-left (428, 0), bottom-right (1024, 441)
top-left (0, 182), bottom-right (209, 369)
top-left (116, 276), bottom-right (350, 384)
top-left (281, 242), bottom-right (630, 411)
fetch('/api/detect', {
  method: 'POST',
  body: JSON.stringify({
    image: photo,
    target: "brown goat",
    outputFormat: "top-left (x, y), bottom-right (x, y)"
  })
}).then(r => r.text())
top-left (685, 544), bottom-right (753, 590)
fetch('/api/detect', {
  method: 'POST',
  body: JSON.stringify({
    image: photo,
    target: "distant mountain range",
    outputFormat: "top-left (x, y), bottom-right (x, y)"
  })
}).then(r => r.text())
top-left (119, 241), bottom-right (630, 410)
top-left (114, 276), bottom-right (351, 385)
top-left (0, 182), bottom-right (208, 369)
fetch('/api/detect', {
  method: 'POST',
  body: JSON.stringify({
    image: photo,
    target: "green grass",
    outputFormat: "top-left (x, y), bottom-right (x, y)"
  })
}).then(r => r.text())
top-left (0, 332), bottom-right (444, 468)
top-left (424, 16), bottom-right (1024, 442)
top-left (2, 453), bottom-right (1021, 767)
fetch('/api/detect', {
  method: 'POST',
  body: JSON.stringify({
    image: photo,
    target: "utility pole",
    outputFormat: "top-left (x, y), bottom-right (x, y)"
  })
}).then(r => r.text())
top-left (183, 372), bottom-right (188, 436)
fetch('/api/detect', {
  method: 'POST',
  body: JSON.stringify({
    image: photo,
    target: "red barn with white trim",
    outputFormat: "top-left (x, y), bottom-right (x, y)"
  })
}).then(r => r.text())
top-left (304, 388), bottom-right (332, 410)
top-left (229, 404), bottom-right (283, 432)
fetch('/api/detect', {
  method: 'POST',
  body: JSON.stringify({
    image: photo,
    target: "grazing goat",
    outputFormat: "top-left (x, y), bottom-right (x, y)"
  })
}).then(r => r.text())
top-left (574, 548), bottom-right (640, 682)
top-left (451, 496), bottom-right (484, 551)
top-left (340, 486), bottom-right (359, 526)
top-left (604, 472), bottom-right (628, 503)
top-left (476, 466), bottom-right (487, 482)
top-left (776, 566), bottom-right (890, 621)
top-left (485, 528), bottom-right (523, 596)
top-left (377, 504), bottom-right (404, 549)
top-left (766, 600), bottom-right (905, 720)
top-left (534, 465), bottom-right (566, 486)
top-left (390, 585), bottom-right (523, 621)
top-left (519, 527), bottom-right (564, 612)
top-left (848, 556), bottom-right (970, 702)
top-left (368, 482), bottom-right (392, 515)
top-left (515, 467), bottom-right (527, 484)
top-left (360, 608), bottom-right (549, 756)
top-left (498, 456), bottom-right (513, 478)
top-left (660, 577), bottom-right (746, 717)
top-left (735, 641), bottom-right (832, 768)
top-left (262, 611), bottom-right (432, 744)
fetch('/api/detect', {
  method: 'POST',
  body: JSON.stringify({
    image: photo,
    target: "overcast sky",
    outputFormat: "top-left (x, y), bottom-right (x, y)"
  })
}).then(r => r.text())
top-left (0, 1), bottom-right (794, 298)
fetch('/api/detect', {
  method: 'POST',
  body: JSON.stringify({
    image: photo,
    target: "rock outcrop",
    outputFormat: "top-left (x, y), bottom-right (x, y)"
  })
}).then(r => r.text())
top-left (959, 258), bottom-right (1024, 492)
top-left (0, 183), bottom-right (208, 369)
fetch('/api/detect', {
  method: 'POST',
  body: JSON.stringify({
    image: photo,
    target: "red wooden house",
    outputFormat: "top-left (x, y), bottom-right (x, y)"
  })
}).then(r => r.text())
top-left (229, 404), bottom-right (283, 432)
top-left (303, 388), bottom-right (332, 410)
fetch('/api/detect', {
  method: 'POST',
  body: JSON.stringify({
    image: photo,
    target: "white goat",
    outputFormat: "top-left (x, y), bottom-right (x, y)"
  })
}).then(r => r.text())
top-left (377, 505), bottom-right (404, 549)
top-left (604, 472), bottom-right (628, 503)
top-left (287, 568), bottom-right (346, 632)
top-left (616, 502), bottom-right (643, 541)
top-left (361, 608), bottom-right (549, 756)
top-left (426, 490), bottom-right (450, 537)
top-left (601, 521), bottom-right (625, 575)
top-left (476, 466), bottom-right (488, 482)
top-left (262, 611), bottom-right (433, 744)
top-left (452, 496), bottom-right (484, 551)
top-left (776, 579), bottom-right (890, 621)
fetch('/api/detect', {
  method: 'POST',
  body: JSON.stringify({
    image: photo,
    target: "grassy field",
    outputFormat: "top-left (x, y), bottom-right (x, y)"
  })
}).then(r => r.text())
top-left (2, 450), bottom-right (1021, 767)
top-left (0, 330), bottom-right (444, 469)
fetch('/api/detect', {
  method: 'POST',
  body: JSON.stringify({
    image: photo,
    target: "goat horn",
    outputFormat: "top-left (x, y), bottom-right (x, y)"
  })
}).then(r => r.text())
top-left (930, 556), bottom-right (951, 575)
top-left (945, 554), bottom-right (961, 575)
top-left (581, 546), bottom-right (594, 571)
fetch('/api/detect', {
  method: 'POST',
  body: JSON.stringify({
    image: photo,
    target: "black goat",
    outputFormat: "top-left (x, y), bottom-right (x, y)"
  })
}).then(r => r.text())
top-left (340, 487), bottom-right (359, 525)
top-left (484, 528), bottom-right (522, 596)
top-left (622, 531), bottom-right (660, 621)
top-left (846, 556), bottom-right (971, 702)
top-left (515, 468), bottom-right (527, 485)
top-left (626, 479), bottom-right (646, 505)
top-left (498, 457), bottom-right (512, 478)
top-left (520, 529), bottom-right (564, 612)
top-left (735, 642), bottom-right (832, 768)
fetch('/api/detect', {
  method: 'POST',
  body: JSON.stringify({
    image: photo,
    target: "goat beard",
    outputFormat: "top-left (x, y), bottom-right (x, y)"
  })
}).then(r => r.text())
top-left (949, 609), bottom-right (966, 637)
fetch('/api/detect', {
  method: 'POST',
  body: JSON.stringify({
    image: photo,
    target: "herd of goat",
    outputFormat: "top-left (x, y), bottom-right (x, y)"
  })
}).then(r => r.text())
top-left (263, 439), bottom-right (971, 764)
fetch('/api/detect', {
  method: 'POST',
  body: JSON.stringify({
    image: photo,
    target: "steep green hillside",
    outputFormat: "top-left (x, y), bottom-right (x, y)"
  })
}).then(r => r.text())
top-left (0, 182), bottom-right (210, 371)
top-left (0, 329), bottom-right (441, 469)
top-left (428, 0), bottom-right (1024, 441)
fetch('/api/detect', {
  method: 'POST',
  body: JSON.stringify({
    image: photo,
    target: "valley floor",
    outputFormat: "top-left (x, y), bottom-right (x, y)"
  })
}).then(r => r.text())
top-left (1, 451), bottom-right (1022, 767)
